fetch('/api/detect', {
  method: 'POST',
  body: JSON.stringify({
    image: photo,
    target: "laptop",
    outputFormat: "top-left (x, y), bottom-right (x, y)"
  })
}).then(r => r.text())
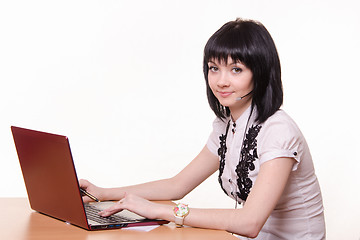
top-left (11, 126), bottom-right (169, 230)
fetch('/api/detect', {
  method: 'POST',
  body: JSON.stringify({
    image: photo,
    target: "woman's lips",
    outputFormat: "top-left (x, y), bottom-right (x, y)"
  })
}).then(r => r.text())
top-left (218, 91), bottom-right (233, 98)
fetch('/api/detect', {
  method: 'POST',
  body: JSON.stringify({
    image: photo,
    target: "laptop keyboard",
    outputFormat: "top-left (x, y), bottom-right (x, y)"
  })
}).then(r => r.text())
top-left (85, 204), bottom-right (137, 224)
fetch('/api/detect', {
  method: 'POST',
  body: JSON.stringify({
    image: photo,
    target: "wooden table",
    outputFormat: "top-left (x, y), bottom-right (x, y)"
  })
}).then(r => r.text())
top-left (1, 198), bottom-right (237, 240)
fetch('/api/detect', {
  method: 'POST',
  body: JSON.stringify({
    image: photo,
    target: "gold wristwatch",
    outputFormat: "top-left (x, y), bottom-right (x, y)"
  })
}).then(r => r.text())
top-left (173, 203), bottom-right (189, 227)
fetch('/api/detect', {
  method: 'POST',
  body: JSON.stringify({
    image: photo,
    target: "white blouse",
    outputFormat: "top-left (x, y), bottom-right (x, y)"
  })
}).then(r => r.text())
top-left (206, 107), bottom-right (325, 239)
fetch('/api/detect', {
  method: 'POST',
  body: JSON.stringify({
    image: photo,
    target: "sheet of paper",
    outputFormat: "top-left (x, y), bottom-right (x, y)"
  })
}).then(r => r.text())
top-left (121, 225), bottom-right (160, 232)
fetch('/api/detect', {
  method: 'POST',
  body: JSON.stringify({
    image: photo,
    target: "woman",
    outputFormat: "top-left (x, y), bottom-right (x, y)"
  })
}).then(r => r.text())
top-left (80, 18), bottom-right (325, 239)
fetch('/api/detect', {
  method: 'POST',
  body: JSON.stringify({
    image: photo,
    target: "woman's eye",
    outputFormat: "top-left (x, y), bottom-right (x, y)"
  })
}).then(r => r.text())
top-left (232, 67), bottom-right (242, 73)
top-left (209, 66), bottom-right (219, 72)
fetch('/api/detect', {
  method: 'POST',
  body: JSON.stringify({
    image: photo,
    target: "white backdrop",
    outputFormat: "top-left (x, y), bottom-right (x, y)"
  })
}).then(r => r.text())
top-left (1, 0), bottom-right (359, 239)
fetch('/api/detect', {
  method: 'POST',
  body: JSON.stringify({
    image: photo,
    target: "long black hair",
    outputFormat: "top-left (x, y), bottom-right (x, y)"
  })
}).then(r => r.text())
top-left (203, 18), bottom-right (283, 124)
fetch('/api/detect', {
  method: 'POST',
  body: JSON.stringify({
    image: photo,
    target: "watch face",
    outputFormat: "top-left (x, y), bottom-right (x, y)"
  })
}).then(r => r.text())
top-left (174, 203), bottom-right (189, 217)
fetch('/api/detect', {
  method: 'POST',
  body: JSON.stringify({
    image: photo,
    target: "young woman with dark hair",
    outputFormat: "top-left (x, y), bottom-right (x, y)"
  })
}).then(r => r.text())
top-left (80, 19), bottom-right (325, 239)
top-left (203, 19), bottom-right (283, 124)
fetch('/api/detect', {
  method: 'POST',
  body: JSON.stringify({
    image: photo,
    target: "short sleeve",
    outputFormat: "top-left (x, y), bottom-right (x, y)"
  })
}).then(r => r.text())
top-left (257, 111), bottom-right (304, 171)
top-left (206, 117), bottom-right (228, 157)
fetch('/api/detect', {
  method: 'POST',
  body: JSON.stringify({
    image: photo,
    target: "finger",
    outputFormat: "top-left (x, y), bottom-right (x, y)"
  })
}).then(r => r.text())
top-left (99, 207), bottom-right (123, 217)
top-left (99, 202), bottom-right (124, 217)
top-left (98, 210), bottom-right (112, 217)
top-left (79, 179), bottom-right (90, 189)
top-left (82, 195), bottom-right (92, 203)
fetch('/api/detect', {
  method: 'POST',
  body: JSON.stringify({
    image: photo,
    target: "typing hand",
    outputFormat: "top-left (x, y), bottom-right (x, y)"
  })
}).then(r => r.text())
top-left (98, 193), bottom-right (166, 220)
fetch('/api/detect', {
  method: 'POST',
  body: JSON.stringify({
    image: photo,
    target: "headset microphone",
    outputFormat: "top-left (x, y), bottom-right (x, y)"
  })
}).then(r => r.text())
top-left (236, 91), bottom-right (253, 101)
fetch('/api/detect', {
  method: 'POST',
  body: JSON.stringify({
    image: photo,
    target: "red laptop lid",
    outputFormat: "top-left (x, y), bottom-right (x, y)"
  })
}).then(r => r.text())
top-left (11, 126), bottom-right (89, 230)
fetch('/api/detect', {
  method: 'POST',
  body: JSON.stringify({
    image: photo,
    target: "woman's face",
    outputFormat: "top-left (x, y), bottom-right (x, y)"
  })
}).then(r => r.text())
top-left (207, 56), bottom-right (254, 118)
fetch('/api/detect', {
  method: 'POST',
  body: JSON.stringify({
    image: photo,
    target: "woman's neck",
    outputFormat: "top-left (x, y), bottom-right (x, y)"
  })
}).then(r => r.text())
top-left (230, 98), bottom-right (252, 121)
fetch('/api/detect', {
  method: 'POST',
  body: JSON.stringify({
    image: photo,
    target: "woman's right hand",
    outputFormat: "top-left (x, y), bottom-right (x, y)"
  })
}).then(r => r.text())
top-left (79, 179), bottom-right (105, 203)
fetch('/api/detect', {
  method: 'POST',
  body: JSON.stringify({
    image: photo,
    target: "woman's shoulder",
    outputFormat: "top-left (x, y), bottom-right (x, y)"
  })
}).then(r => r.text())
top-left (256, 109), bottom-right (309, 168)
top-left (262, 109), bottom-right (298, 127)
top-left (259, 109), bottom-right (303, 137)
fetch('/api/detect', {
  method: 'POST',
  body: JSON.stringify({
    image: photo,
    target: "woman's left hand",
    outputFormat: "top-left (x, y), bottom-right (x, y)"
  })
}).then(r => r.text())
top-left (98, 193), bottom-right (169, 220)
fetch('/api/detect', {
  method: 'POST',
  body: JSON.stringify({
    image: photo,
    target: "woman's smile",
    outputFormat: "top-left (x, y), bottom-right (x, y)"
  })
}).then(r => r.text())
top-left (217, 91), bottom-right (234, 98)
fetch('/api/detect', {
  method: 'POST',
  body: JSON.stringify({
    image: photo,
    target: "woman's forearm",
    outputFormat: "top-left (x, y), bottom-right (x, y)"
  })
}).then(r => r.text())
top-left (155, 205), bottom-right (261, 238)
top-left (102, 177), bottom-right (187, 201)
top-left (102, 146), bottom-right (219, 202)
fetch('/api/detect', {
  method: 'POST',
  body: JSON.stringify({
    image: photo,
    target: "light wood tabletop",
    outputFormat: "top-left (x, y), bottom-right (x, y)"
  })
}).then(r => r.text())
top-left (1, 198), bottom-right (238, 240)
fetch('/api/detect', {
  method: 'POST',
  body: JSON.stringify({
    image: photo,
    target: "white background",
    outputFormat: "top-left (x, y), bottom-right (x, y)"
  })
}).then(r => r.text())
top-left (1, 0), bottom-right (359, 239)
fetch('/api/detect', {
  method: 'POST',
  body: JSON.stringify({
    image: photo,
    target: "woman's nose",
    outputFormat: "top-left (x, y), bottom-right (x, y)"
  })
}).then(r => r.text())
top-left (217, 73), bottom-right (230, 87)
